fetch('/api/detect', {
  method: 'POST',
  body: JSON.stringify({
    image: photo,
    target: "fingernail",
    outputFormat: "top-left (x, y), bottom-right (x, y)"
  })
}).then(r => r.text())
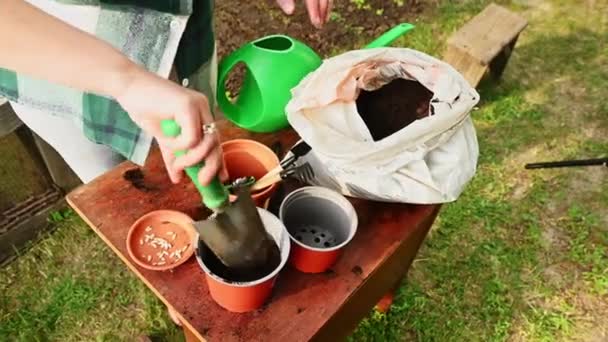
top-left (175, 171), bottom-right (184, 183)
top-left (278, 0), bottom-right (294, 14)
top-left (198, 174), bottom-right (210, 186)
top-left (286, 0), bottom-right (295, 13)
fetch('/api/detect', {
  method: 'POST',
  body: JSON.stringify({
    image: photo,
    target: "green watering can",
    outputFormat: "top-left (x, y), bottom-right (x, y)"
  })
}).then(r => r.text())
top-left (217, 23), bottom-right (415, 133)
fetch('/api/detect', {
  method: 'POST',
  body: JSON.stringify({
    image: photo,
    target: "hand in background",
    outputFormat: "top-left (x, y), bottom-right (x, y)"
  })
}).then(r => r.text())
top-left (276, 0), bottom-right (333, 29)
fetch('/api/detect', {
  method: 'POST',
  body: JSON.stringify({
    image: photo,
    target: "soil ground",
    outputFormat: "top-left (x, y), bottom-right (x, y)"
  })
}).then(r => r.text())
top-left (215, 0), bottom-right (424, 95)
top-left (215, 0), bottom-right (424, 59)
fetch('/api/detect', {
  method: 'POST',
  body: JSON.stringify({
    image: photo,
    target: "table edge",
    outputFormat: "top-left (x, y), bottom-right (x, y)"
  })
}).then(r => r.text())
top-left (66, 195), bottom-right (206, 342)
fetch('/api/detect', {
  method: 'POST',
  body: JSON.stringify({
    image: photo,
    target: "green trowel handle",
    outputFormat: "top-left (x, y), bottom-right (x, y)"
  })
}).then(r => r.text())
top-left (160, 119), bottom-right (228, 210)
top-left (364, 23), bottom-right (415, 49)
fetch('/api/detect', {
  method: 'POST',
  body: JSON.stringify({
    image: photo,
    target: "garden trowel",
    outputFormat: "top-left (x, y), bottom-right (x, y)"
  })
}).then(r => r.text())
top-left (161, 120), bottom-right (275, 271)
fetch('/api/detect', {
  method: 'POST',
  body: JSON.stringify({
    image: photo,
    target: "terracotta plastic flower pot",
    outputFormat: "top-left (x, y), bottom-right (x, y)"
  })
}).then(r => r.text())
top-left (195, 208), bottom-right (290, 313)
top-left (126, 210), bottom-right (196, 272)
top-left (221, 139), bottom-right (280, 208)
top-left (279, 186), bottom-right (358, 273)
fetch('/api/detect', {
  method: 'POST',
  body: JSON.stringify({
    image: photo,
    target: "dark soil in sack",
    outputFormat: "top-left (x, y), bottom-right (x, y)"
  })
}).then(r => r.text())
top-left (356, 79), bottom-right (434, 141)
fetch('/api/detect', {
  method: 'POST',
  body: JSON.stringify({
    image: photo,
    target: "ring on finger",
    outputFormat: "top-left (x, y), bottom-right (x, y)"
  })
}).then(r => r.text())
top-left (202, 122), bottom-right (217, 135)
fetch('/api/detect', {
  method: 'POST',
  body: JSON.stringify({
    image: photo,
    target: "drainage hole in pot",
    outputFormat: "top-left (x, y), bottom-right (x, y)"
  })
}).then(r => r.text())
top-left (296, 235), bottom-right (303, 241)
top-left (324, 242), bottom-right (331, 248)
top-left (314, 238), bottom-right (320, 243)
top-left (311, 229), bottom-right (317, 234)
top-left (320, 233), bottom-right (325, 237)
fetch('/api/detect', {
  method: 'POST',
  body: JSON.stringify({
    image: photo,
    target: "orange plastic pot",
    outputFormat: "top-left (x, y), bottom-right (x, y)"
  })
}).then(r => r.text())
top-left (221, 139), bottom-right (279, 208)
top-left (126, 210), bottom-right (196, 272)
top-left (279, 187), bottom-right (358, 274)
top-left (195, 208), bottom-right (290, 313)
top-left (288, 242), bottom-right (343, 273)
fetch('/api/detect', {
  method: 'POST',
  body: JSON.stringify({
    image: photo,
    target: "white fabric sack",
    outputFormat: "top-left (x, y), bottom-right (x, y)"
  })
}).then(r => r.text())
top-left (285, 48), bottom-right (480, 204)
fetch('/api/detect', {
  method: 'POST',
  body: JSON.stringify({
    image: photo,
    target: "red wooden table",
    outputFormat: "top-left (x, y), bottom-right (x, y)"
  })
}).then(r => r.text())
top-left (66, 121), bottom-right (440, 341)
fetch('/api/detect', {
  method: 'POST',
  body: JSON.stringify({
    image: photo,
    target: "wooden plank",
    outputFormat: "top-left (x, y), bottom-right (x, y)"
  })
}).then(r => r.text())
top-left (0, 195), bottom-right (64, 266)
top-left (447, 3), bottom-right (528, 65)
top-left (489, 35), bottom-right (519, 80)
top-left (66, 119), bottom-right (440, 342)
top-left (0, 98), bottom-right (22, 138)
top-left (443, 45), bottom-right (488, 87)
top-left (183, 324), bottom-right (201, 342)
top-left (32, 133), bottom-right (82, 192)
top-left (0, 129), bottom-right (52, 211)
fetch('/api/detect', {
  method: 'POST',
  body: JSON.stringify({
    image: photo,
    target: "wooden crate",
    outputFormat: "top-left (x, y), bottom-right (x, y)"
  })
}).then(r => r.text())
top-left (443, 3), bottom-right (528, 87)
top-left (0, 99), bottom-right (80, 264)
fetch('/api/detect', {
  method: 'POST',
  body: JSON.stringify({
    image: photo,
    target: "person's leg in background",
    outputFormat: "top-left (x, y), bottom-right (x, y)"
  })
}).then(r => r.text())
top-left (9, 101), bottom-right (125, 183)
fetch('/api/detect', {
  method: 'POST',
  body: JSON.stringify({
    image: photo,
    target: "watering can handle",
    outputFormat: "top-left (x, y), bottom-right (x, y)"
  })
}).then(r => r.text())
top-left (364, 23), bottom-right (415, 49)
top-left (216, 51), bottom-right (244, 119)
top-left (160, 120), bottom-right (228, 210)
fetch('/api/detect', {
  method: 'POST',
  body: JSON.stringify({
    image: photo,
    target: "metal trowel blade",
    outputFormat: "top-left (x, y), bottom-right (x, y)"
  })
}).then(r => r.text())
top-left (193, 185), bottom-right (273, 270)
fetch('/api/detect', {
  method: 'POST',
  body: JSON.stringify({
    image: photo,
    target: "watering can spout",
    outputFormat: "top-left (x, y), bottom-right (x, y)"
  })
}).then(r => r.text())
top-left (365, 23), bottom-right (415, 49)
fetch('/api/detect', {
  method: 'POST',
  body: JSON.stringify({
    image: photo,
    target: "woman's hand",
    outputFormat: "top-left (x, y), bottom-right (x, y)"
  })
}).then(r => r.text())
top-left (115, 67), bottom-right (227, 186)
top-left (276, 0), bottom-right (333, 29)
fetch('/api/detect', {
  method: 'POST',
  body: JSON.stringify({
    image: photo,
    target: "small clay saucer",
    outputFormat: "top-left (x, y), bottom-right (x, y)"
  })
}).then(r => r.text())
top-left (126, 210), bottom-right (196, 271)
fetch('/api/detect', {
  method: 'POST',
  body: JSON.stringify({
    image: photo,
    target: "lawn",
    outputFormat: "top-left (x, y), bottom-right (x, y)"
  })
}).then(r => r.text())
top-left (1, 0), bottom-right (607, 341)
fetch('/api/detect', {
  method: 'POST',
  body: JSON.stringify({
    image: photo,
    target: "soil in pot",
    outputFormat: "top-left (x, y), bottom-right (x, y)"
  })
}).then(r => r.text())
top-left (356, 78), bottom-right (434, 141)
top-left (199, 238), bottom-right (281, 283)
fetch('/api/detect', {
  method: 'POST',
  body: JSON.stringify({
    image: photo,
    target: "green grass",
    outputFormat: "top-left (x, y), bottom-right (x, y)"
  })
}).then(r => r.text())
top-left (350, 0), bottom-right (608, 341)
top-left (0, 213), bottom-right (182, 341)
top-left (2, 0), bottom-right (608, 340)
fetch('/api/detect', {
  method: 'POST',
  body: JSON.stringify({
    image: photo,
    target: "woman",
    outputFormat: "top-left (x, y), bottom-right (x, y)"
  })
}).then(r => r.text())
top-left (1, 0), bottom-right (332, 326)
top-left (0, 0), bottom-right (331, 185)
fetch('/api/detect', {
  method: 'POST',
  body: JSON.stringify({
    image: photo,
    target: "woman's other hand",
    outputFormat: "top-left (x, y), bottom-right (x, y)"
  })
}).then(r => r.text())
top-left (276, 0), bottom-right (333, 29)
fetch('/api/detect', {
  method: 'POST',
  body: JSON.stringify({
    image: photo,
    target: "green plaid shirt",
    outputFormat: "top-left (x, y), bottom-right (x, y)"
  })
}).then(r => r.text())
top-left (0, 0), bottom-right (215, 165)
